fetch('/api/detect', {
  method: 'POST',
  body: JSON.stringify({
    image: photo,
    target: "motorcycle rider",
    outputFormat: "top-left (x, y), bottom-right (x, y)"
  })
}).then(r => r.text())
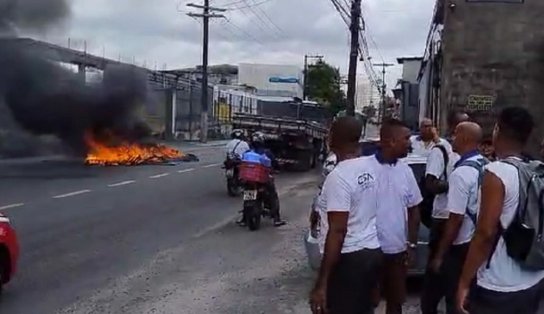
top-left (239, 131), bottom-right (286, 227)
top-left (310, 151), bottom-right (337, 234)
top-left (225, 129), bottom-right (250, 161)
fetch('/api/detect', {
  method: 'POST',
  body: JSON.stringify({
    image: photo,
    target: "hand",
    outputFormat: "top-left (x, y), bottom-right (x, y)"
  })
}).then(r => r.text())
top-left (309, 284), bottom-right (328, 314)
top-left (431, 127), bottom-right (440, 143)
top-left (405, 248), bottom-right (416, 267)
top-left (456, 285), bottom-right (470, 314)
top-left (429, 257), bottom-right (443, 273)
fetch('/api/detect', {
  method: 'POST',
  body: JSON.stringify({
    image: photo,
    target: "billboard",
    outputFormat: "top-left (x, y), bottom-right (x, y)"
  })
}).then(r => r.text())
top-left (238, 63), bottom-right (303, 98)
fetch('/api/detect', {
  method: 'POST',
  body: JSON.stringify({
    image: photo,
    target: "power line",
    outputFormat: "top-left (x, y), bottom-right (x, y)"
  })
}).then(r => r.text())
top-left (330, 0), bottom-right (350, 28)
top-left (224, 17), bottom-right (266, 45)
top-left (240, 0), bottom-right (282, 39)
top-left (234, 3), bottom-right (275, 39)
top-left (254, 4), bottom-right (284, 35)
top-left (223, 0), bottom-right (275, 10)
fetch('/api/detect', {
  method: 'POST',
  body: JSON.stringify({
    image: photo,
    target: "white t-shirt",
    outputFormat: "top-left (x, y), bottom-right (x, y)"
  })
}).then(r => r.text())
top-left (225, 139), bottom-right (250, 159)
top-left (410, 136), bottom-right (449, 157)
top-left (425, 141), bottom-right (460, 219)
top-left (446, 154), bottom-right (483, 245)
top-left (319, 156), bottom-right (381, 254)
top-left (374, 157), bottom-right (423, 254)
top-left (477, 160), bottom-right (544, 292)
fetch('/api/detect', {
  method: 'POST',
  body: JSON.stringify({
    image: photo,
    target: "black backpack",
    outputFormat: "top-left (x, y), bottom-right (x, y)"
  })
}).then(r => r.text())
top-left (419, 145), bottom-right (449, 229)
top-left (489, 158), bottom-right (544, 270)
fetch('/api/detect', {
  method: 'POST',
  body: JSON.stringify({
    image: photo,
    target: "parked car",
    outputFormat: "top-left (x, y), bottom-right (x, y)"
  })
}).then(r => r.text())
top-left (304, 154), bottom-right (430, 276)
top-left (402, 154), bottom-right (430, 276)
top-left (0, 212), bottom-right (19, 294)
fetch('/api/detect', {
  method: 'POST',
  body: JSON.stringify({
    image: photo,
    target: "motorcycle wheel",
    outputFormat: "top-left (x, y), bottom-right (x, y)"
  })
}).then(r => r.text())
top-left (247, 213), bottom-right (261, 231)
top-left (227, 179), bottom-right (241, 197)
top-left (246, 202), bottom-right (262, 231)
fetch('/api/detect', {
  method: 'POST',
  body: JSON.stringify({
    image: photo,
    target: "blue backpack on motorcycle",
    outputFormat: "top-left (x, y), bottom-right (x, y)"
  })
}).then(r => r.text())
top-left (242, 150), bottom-right (271, 168)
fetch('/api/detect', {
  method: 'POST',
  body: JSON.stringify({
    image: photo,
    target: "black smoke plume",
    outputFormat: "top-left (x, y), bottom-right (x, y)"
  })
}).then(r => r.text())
top-left (0, 0), bottom-right (152, 157)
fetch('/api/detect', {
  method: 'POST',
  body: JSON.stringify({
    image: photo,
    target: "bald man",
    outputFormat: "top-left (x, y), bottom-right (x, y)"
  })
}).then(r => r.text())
top-left (410, 118), bottom-right (445, 157)
top-left (427, 122), bottom-right (488, 314)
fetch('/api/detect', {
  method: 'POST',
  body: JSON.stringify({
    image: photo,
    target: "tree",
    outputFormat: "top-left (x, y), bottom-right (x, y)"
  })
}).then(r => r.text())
top-left (306, 60), bottom-right (346, 114)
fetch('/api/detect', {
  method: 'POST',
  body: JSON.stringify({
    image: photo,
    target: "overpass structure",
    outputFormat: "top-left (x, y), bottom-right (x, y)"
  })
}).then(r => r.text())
top-left (2, 37), bottom-right (198, 90)
top-left (2, 37), bottom-right (212, 140)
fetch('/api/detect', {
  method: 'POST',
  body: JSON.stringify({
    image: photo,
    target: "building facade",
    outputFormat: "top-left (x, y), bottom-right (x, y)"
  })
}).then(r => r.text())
top-left (397, 57), bottom-right (423, 130)
top-left (238, 63), bottom-right (304, 98)
top-left (356, 76), bottom-right (380, 113)
top-left (421, 0), bottom-right (544, 148)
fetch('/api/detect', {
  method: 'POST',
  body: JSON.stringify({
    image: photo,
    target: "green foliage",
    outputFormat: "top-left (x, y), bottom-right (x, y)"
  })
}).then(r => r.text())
top-left (306, 60), bottom-right (346, 114)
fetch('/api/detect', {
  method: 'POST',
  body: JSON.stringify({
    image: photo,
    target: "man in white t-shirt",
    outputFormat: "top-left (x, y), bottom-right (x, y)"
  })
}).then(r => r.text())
top-left (410, 118), bottom-right (446, 157)
top-left (457, 107), bottom-right (544, 314)
top-left (309, 117), bottom-right (382, 314)
top-left (429, 122), bottom-right (485, 314)
top-left (375, 119), bottom-right (423, 314)
top-left (225, 129), bottom-right (250, 160)
top-left (421, 110), bottom-right (468, 314)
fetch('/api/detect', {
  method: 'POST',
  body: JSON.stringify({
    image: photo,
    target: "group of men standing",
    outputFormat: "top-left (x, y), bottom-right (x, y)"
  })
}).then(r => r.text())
top-left (310, 106), bottom-right (544, 314)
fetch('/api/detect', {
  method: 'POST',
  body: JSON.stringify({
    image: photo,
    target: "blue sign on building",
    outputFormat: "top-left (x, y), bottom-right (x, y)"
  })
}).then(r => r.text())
top-left (268, 76), bottom-right (299, 84)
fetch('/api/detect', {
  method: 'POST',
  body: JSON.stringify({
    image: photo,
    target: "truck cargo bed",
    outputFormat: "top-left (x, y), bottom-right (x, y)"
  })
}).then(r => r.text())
top-left (232, 113), bottom-right (327, 139)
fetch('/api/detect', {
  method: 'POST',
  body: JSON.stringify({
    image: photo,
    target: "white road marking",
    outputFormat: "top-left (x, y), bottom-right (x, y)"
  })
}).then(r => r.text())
top-left (178, 168), bottom-right (195, 173)
top-left (149, 173), bottom-right (170, 179)
top-left (202, 163), bottom-right (221, 168)
top-left (0, 203), bottom-right (25, 210)
top-left (108, 180), bottom-right (136, 187)
top-left (53, 189), bottom-right (92, 199)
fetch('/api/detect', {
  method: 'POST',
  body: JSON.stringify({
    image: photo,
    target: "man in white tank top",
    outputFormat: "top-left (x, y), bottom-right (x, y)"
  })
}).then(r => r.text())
top-left (457, 107), bottom-right (544, 314)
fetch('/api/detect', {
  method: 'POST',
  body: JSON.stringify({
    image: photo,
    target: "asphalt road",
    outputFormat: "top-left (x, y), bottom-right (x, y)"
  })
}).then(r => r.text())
top-left (0, 141), bottom-right (320, 314)
top-left (0, 141), bottom-right (432, 314)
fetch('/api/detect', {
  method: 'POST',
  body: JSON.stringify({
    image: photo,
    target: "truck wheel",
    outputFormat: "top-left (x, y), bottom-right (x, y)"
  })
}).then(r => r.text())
top-left (310, 152), bottom-right (318, 169)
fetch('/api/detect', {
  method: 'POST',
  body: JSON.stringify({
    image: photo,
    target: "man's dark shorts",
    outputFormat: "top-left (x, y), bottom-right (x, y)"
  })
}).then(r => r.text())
top-left (469, 278), bottom-right (544, 314)
top-left (380, 252), bottom-right (408, 305)
top-left (327, 248), bottom-right (383, 314)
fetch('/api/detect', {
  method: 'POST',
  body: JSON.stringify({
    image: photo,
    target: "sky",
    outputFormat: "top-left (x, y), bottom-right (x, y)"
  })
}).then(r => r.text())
top-left (32, 0), bottom-right (436, 93)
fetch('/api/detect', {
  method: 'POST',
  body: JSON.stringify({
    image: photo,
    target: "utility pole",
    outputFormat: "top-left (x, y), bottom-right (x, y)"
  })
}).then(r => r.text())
top-left (303, 54), bottom-right (323, 101)
top-left (187, 2), bottom-right (225, 143)
top-left (373, 62), bottom-right (394, 121)
top-left (346, 0), bottom-right (362, 117)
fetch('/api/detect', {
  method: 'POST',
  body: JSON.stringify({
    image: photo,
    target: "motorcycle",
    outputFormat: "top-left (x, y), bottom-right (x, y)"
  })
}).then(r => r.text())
top-left (223, 158), bottom-right (242, 197)
top-left (241, 181), bottom-right (273, 231)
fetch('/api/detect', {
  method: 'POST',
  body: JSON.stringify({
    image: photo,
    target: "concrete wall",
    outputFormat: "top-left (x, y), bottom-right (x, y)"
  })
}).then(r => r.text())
top-left (400, 60), bottom-right (423, 83)
top-left (440, 0), bottom-right (544, 148)
top-left (400, 82), bottom-right (420, 130)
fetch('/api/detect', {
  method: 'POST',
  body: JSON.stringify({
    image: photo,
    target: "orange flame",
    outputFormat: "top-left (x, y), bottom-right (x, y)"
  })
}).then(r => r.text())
top-left (84, 132), bottom-right (184, 166)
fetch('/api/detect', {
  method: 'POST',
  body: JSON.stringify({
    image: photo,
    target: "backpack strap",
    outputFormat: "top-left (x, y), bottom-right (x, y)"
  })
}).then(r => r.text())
top-left (455, 158), bottom-right (489, 226)
top-left (483, 158), bottom-right (523, 269)
top-left (231, 140), bottom-right (242, 155)
top-left (433, 144), bottom-right (449, 180)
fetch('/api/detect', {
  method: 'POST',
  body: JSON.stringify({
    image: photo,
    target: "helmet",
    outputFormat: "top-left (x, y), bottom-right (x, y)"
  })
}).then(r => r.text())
top-left (231, 129), bottom-right (244, 139)
top-left (251, 131), bottom-right (265, 144)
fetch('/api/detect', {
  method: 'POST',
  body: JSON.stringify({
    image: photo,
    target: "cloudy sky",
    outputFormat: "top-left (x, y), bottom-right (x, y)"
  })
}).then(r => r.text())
top-left (34, 0), bottom-right (436, 91)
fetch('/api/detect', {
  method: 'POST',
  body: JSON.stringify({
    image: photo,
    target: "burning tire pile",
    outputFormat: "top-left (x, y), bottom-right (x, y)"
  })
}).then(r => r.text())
top-left (0, 1), bottom-right (193, 164)
top-left (84, 132), bottom-right (190, 166)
